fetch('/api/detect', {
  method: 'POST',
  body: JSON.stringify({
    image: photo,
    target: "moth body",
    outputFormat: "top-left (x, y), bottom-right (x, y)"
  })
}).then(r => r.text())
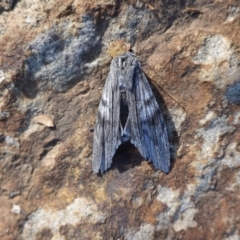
top-left (92, 52), bottom-right (170, 173)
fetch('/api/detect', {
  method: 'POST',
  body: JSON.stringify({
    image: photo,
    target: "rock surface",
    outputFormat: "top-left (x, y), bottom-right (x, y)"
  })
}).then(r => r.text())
top-left (0, 0), bottom-right (240, 239)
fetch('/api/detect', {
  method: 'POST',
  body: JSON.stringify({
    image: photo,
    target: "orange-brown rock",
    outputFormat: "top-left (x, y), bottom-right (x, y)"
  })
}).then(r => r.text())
top-left (0, 0), bottom-right (240, 239)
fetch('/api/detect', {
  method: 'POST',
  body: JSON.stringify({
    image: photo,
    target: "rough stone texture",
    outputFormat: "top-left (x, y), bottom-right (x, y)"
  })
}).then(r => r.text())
top-left (0, 0), bottom-right (240, 239)
top-left (0, 0), bottom-right (15, 12)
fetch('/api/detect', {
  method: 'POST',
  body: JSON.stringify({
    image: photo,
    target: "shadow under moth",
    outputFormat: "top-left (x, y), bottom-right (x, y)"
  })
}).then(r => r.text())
top-left (92, 52), bottom-right (170, 173)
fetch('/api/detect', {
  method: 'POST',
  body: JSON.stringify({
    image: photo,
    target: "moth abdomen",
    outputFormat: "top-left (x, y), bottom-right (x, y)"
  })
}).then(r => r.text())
top-left (120, 89), bottom-right (129, 129)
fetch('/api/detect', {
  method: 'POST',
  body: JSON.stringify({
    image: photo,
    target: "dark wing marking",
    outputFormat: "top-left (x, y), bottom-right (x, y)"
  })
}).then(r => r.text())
top-left (127, 56), bottom-right (170, 173)
top-left (92, 60), bottom-right (122, 173)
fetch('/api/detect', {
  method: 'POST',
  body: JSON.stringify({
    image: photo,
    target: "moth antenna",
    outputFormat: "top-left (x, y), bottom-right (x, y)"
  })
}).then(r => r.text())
top-left (142, 62), bottom-right (185, 111)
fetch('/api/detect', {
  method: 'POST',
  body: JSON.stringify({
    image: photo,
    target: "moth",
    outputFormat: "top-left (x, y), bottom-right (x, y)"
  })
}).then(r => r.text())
top-left (92, 52), bottom-right (170, 173)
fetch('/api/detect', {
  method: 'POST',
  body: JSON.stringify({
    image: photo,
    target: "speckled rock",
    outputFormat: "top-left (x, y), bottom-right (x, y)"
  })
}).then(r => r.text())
top-left (0, 0), bottom-right (15, 12)
top-left (0, 0), bottom-right (240, 239)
